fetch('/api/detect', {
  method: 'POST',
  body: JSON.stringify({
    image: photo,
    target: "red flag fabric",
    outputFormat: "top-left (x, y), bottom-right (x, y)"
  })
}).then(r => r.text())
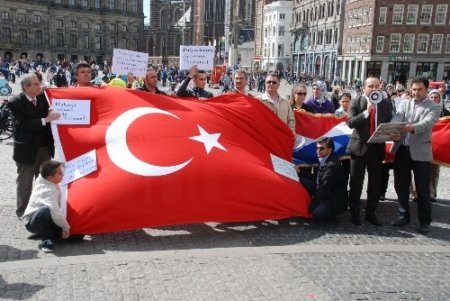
top-left (46, 87), bottom-right (311, 234)
top-left (431, 117), bottom-right (450, 166)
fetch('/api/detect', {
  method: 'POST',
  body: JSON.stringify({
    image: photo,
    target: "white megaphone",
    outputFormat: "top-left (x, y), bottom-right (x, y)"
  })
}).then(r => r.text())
top-left (368, 90), bottom-right (383, 104)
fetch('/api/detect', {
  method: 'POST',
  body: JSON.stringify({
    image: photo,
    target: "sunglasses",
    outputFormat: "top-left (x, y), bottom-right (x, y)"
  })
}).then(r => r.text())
top-left (316, 146), bottom-right (326, 151)
top-left (295, 92), bottom-right (307, 96)
top-left (266, 81), bottom-right (279, 85)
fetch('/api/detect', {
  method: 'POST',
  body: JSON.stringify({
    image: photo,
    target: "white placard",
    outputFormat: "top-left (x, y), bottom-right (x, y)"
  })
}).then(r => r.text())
top-left (52, 99), bottom-right (91, 125)
top-left (179, 46), bottom-right (215, 71)
top-left (62, 150), bottom-right (97, 185)
top-left (270, 154), bottom-right (299, 182)
top-left (111, 48), bottom-right (149, 77)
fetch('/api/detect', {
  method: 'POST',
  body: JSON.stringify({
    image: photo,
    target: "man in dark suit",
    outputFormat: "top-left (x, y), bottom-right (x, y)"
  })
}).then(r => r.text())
top-left (347, 77), bottom-right (393, 226)
top-left (390, 77), bottom-right (442, 234)
top-left (308, 137), bottom-right (348, 222)
top-left (7, 73), bottom-right (60, 217)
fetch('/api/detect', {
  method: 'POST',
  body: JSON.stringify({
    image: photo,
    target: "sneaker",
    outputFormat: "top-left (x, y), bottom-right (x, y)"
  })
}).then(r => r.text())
top-left (39, 240), bottom-right (54, 253)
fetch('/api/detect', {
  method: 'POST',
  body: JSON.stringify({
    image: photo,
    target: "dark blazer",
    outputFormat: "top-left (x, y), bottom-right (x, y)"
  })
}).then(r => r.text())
top-left (346, 95), bottom-right (393, 156)
top-left (176, 77), bottom-right (213, 99)
top-left (7, 92), bottom-right (54, 165)
top-left (310, 154), bottom-right (348, 215)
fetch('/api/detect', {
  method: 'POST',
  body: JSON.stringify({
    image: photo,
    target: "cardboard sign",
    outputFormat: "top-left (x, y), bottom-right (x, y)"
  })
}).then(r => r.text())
top-left (112, 49), bottom-right (149, 77)
top-left (52, 99), bottom-right (91, 125)
top-left (180, 46), bottom-right (215, 71)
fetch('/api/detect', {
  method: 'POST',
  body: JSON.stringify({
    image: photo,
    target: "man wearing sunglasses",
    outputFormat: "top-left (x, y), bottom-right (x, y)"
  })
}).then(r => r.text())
top-left (256, 73), bottom-right (295, 132)
top-left (176, 65), bottom-right (213, 100)
top-left (307, 137), bottom-right (348, 222)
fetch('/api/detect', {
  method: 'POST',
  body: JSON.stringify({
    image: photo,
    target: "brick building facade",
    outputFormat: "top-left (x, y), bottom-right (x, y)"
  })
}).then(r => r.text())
top-left (0, 0), bottom-right (144, 64)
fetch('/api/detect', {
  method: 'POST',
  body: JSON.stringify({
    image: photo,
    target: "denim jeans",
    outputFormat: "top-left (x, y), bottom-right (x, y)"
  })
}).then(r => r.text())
top-left (25, 207), bottom-right (62, 241)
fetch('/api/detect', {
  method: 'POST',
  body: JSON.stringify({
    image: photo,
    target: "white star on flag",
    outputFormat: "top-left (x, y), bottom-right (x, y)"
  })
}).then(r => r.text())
top-left (190, 125), bottom-right (227, 154)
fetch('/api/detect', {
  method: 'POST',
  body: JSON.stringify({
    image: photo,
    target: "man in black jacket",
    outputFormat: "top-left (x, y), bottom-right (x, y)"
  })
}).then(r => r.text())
top-left (308, 137), bottom-right (348, 222)
top-left (7, 73), bottom-right (60, 217)
top-left (176, 65), bottom-right (213, 99)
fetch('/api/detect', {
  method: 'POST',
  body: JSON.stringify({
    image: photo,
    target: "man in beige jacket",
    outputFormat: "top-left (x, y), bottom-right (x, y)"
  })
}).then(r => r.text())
top-left (255, 73), bottom-right (295, 132)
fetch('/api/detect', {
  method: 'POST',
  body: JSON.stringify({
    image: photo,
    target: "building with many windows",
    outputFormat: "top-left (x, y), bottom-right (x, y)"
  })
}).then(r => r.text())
top-left (341, 0), bottom-right (450, 84)
top-left (0, 0), bottom-right (144, 64)
top-left (291, 0), bottom-right (344, 80)
top-left (262, 1), bottom-right (292, 71)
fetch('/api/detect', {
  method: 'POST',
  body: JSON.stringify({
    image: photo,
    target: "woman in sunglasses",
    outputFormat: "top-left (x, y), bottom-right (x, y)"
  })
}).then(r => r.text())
top-left (290, 84), bottom-right (313, 113)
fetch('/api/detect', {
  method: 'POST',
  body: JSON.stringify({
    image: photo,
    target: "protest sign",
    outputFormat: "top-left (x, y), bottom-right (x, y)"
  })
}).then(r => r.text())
top-left (180, 46), bottom-right (215, 71)
top-left (112, 49), bottom-right (148, 77)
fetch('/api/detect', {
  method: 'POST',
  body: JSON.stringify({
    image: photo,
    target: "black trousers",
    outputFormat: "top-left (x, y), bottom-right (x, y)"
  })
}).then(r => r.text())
top-left (394, 146), bottom-right (431, 225)
top-left (349, 144), bottom-right (385, 215)
top-left (25, 207), bottom-right (62, 241)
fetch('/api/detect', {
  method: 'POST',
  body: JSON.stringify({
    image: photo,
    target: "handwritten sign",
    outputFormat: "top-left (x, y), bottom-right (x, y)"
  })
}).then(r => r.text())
top-left (62, 150), bottom-right (97, 185)
top-left (112, 48), bottom-right (149, 77)
top-left (180, 46), bottom-right (215, 71)
top-left (270, 154), bottom-right (299, 182)
top-left (52, 99), bottom-right (91, 125)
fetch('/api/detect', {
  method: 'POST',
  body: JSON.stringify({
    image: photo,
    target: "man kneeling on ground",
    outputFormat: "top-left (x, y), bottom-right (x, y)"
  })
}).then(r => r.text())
top-left (306, 137), bottom-right (348, 222)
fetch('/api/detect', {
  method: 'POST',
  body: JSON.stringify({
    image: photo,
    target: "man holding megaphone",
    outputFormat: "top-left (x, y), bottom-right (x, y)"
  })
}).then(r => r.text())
top-left (347, 77), bottom-right (393, 226)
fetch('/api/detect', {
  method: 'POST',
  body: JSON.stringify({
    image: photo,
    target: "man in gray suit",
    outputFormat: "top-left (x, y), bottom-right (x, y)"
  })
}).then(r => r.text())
top-left (391, 77), bottom-right (442, 234)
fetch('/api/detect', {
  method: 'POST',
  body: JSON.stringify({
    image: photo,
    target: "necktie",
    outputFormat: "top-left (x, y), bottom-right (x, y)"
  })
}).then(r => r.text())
top-left (32, 99), bottom-right (37, 107)
top-left (369, 105), bottom-right (377, 135)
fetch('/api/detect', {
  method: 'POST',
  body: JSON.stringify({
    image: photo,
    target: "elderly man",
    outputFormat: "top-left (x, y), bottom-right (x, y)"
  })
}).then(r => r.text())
top-left (305, 81), bottom-right (335, 113)
top-left (7, 74), bottom-right (60, 217)
top-left (139, 68), bottom-right (167, 95)
top-left (256, 72), bottom-right (295, 132)
top-left (176, 65), bottom-right (213, 99)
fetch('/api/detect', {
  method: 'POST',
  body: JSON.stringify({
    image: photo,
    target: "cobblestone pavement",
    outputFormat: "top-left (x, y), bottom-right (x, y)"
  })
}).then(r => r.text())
top-left (1, 79), bottom-right (450, 300)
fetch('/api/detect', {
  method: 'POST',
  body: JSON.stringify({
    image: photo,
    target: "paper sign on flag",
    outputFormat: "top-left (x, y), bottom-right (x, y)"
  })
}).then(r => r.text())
top-left (270, 154), bottom-right (299, 182)
top-left (179, 46), bottom-right (215, 71)
top-left (52, 99), bottom-right (91, 125)
top-left (112, 48), bottom-right (149, 77)
top-left (62, 150), bottom-right (97, 185)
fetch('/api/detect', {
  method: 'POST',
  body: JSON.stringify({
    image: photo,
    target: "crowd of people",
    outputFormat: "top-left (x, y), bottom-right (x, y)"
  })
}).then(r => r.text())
top-left (3, 56), bottom-right (449, 253)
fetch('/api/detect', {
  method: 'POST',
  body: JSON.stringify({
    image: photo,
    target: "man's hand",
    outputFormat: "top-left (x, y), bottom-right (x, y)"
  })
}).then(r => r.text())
top-left (391, 132), bottom-right (401, 141)
top-left (403, 124), bottom-right (415, 133)
top-left (44, 109), bottom-right (61, 123)
top-left (62, 230), bottom-right (70, 239)
top-left (188, 65), bottom-right (198, 78)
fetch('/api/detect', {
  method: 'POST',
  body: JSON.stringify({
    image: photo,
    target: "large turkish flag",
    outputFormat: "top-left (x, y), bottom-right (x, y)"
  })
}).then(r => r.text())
top-left (46, 87), bottom-right (311, 234)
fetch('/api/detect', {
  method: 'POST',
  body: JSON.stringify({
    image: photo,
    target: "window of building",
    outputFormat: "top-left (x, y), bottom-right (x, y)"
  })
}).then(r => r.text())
top-left (132, 26), bottom-right (138, 33)
top-left (435, 4), bottom-right (447, 25)
top-left (280, 13), bottom-right (285, 20)
top-left (1, 28), bottom-right (11, 43)
top-left (406, 5), bottom-right (418, 24)
top-left (82, 0), bottom-right (88, 8)
top-left (33, 15), bottom-right (42, 24)
top-left (446, 34), bottom-right (450, 53)
top-left (69, 0), bottom-right (75, 5)
top-left (123, 0), bottom-right (127, 10)
top-left (389, 34), bottom-right (401, 52)
top-left (95, 36), bottom-right (101, 49)
top-left (131, 0), bottom-right (137, 12)
top-left (110, 24), bottom-right (116, 31)
top-left (417, 34), bottom-right (429, 53)
top-left (71, 34), bottom-right (77, 48)
top-left (420, 4), bottom-right (432, 24)
top-left (35, 31), bottom-right (43, 46)
top-left (1, 12), bottom-right (10, 20)
top-left (83, 35), bottom-right (90, 48)
top-left (379, 7), bottom-right (387, 24)
top-left (82, 22), bottom-right (89, 29)
top-left (95, 0), bottom-right (101, 9)
top-left (123, 37), bottom-right (128, 48)
top-left (109, 0), bottom-right (115, 10)
top-left (431, 34), bottom-right (443, 53)
top-left (278, 26), bottom-right (285, 37)
top-left (55, 0), bottom-right (62, 4)
top-left (95, 23), bottom-right (101, 30)
top-left (70, 21), bottom-right (77, 28)
top-left (363, 7), bottom-right (369, 24)
top-left (19, 29), bottom-right (27, 44)
top-left (376, 36), bottom-right (384, 53)
top-left (392, 5), bottom-right (404, 24)
top-left (278, 44), bottom-right (284, 57)
top-left (122, 25), bottom-right (127, 32)
top-left (56, 33), bottom-right (64, 47)
top-left (403, 33), bottom-right (414, 53)
top-left (18, 13), bottom-right (26, 22)
top-left (56, 19), bottom-right (63, 27)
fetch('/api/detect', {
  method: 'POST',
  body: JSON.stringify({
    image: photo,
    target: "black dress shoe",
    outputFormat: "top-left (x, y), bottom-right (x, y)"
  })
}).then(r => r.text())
top-left (417, 224), bottom-right (431, 234)
top-left (430, 198), bottom-right (437, 203)
top-left (366, 214), bottom-right (382, 226)
top-left (392, 217), bottom-right (410, 227)
top-left (351, 214), bottom-right (361, 226)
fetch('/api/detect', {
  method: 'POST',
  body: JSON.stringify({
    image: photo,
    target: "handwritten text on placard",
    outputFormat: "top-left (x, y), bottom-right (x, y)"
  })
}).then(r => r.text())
top-left (270, 154), bottom-right (299, 182)
top-left (62, 150), bottom-right (97, 185)
top-left (52, 99), bottom-right (91, 125)
top-left (179, 46), bottom-right (215, 71)
top-left (112, 48), bottom-right (149, 78)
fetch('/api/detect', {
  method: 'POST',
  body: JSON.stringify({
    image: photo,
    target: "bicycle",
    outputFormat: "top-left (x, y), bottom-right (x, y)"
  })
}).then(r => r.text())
top-left (0, 102), bottom-right (13, 141)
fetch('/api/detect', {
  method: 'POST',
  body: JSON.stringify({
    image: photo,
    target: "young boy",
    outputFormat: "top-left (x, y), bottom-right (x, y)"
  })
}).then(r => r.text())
top-left (22, 160), bottom-right (70, 253)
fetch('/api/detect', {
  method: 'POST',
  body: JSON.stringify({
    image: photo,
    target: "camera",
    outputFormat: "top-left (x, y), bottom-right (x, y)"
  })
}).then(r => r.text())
top-left (368, 90), bottom-right (383, 104)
